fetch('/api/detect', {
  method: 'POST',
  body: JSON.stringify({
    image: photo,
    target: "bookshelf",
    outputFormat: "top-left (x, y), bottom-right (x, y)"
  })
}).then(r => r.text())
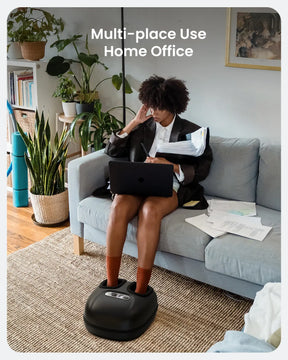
top-left (7, 59), bottom-right (62, 135)
top-left (7, 59), bottom-right (62, 189)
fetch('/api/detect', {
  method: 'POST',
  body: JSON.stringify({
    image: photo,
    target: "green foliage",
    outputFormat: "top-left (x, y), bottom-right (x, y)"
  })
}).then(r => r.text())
top-left (70, 100), bottom-right (135, 151)
top-left (46, 34), bottom-right (135, 150)
top-left (7, 7), bottom-right (64, 42)
top-left (17, 111), bottom-right (69, 196)
top-left (46, 34), bottom-right (132, 103)
top-left (47, 34), bottom-right (107, 103)
top-left (112, 73), bottom-right (132, 94)
top-left (53, 75), bottom-right (76, 102)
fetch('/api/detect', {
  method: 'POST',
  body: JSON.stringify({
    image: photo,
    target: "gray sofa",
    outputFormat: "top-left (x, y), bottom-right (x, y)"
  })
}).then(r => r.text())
top-left (68, 136), bottom-right (281, 299)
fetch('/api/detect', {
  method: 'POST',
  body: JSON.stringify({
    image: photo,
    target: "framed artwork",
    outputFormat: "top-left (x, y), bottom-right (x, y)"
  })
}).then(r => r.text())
top-left (225, 8), bottom-right (281, 71)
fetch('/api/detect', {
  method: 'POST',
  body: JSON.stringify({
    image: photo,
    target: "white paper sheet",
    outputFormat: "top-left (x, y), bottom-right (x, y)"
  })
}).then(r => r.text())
top-left (156, 127), bottom-right (207, 156)
top-left (185, 214), bottom-right (226, 238)
top-left (210, 213), bottom-right (272, 241)
top-left (208, 199), bottom-right (257, 216)
top-left (185, 199), bottom-right (272, 241)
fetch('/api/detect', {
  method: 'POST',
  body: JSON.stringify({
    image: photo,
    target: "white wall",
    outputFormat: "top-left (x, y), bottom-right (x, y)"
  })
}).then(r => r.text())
top-left (44, 7), bottom-right (281, 142)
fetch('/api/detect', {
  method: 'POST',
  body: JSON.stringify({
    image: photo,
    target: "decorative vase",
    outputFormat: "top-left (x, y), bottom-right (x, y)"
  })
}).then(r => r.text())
top-left (20, 41), bottom-right (46, 61)
top-left (62, 101), bottom-right (76, 117)
top-left (7, 42), bottom-right (23, 59)
top-left (30, 189), bottom-right (69, 225)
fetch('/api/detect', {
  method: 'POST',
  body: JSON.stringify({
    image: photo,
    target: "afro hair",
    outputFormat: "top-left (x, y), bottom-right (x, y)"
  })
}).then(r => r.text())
top-left (138, 75), bottom-right (190, 114)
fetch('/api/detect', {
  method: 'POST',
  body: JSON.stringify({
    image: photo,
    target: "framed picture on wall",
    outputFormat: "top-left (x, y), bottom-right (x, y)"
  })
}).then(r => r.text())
top-left (225, 8), bottom-right (281, 71)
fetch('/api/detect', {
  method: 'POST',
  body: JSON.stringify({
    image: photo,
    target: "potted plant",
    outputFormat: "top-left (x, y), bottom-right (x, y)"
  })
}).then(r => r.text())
top-left (7, 7), bottom-right (64, 61)
top-left (17, 110), bottom-right (69, 225)
top-left (53, 75), bottom-right (76, 116)
top-left (46, 34), bottom-right (132, 113)
top-left (70, 100), bottom-right (136, 152)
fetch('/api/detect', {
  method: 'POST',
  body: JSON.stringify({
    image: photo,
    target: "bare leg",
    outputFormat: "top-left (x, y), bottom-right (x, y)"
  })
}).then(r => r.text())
top-left (135, 191), bottom-right (178, 293)
top-left (106, 194), bottom-right (143, 256)
top-left (106, 194), bottom-right (143, 286)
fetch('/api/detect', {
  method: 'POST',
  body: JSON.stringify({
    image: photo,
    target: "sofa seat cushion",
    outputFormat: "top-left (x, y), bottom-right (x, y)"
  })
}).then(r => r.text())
top-left (78, 196), bottom-right (139, 245)
top-left (78, 196), bottom-right (212, 261)
top-left (157, 208), bottom-right (212, 261)
top-left (204, 205), bottom-right (281, 285)
top-left (201, 137), bottom-right (260, 202)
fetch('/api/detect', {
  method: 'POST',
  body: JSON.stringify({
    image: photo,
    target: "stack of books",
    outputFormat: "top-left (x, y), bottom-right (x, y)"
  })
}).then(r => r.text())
top-left (8, 69), bottom-right (35, 109)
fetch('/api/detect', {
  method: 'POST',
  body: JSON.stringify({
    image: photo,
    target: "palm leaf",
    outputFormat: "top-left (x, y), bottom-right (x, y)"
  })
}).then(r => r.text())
top-left (17, 110), bottom-right (68, 195)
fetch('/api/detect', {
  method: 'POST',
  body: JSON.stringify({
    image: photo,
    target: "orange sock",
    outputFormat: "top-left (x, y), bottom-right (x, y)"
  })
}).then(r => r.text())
top-left (106, 255), bottom-right (121, 287)
top-left (135, 267), bottom-right (152, 294)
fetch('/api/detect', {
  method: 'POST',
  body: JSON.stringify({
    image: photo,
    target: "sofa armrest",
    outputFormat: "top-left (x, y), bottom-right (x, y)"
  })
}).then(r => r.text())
top-left (68, 149), bottom-right (111, 238)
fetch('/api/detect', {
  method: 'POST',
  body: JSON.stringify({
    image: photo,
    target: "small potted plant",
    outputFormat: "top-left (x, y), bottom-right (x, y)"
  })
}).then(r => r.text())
top-left (17, 110), bottom-right (69, 225)
top-left (7, 7), bottom-right (64, 61)
top-left (53, 75), bottom-right (76, 116)
top-left (46, 34), bottom-right (132, 113)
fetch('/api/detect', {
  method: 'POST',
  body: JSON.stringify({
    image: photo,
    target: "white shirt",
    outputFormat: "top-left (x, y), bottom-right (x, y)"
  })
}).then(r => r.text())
top-left (149, 117), bottom-right (176, 157)
top-left (116, 116), bottom-right (185, 190)
top-left (148, 117), bottom-right (184, 189)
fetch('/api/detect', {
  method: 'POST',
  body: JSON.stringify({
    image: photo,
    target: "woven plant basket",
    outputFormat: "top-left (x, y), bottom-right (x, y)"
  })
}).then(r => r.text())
top-left (30, 189), bottom-right (69, 225)
top-left (20, 41), bottom-right (46, 61)
top-left (13, 109), bottom-right (35, 137)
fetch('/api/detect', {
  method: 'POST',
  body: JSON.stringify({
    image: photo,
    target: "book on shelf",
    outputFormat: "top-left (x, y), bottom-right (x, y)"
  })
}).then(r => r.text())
top-left (8, 69), bottom-right (34, 109)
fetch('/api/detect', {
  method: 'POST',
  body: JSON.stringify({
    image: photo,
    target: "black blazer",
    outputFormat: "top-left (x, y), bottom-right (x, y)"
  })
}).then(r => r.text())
top-left (105, 115), bottom-right (213, 208)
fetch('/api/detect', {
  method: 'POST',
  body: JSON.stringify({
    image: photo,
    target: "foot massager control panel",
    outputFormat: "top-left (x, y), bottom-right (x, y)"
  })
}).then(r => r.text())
top-left (105, 291), bottom-right (130, 301)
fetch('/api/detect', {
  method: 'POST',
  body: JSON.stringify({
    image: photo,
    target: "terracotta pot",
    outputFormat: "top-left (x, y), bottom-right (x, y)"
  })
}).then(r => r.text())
top-left (20, 41), bottom-right (46, 61)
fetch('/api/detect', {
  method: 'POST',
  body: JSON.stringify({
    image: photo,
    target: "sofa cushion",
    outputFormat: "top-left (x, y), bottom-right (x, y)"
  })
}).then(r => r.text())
top-left (256, 143), bottom-right (281, 211)
top-left (201, 137), bottom-right (260, 202)
top-left (158, 208), bottom-right (212, 261)
top-left (77, 196), bottom-right (212, 261)
top-left (78, 196), bottom-right (139, 245)
top-left (204, 205), bottom-right (281, 285)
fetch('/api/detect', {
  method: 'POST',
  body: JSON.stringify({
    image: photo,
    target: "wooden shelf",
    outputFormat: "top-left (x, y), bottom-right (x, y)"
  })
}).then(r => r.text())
top-left (7, 59), bottom-right (62, 138)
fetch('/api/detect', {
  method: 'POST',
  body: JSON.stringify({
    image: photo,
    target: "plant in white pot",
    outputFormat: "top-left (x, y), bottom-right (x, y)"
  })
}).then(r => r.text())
top-left (17, 110), bottom-right (69, 225)
top-left (53, 75), bottom-right (76, 116)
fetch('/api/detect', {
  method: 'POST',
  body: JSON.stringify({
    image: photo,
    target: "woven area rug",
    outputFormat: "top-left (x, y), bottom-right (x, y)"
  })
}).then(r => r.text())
top-left (7, 228), bottom-right (252, 353)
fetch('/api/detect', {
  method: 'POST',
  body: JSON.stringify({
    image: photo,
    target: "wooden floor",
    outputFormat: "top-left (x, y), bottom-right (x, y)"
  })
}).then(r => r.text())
top-left (7, 191), bottom-right (70, 255)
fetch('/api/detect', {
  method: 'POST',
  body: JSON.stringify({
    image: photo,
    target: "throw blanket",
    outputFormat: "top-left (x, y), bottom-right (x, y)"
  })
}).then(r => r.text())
top-left (208, 282), bottom-right (281, 352)
top-left (244, 282), bottom-right (281, 341)
top-left (207, 331), bottom-right (275, 353)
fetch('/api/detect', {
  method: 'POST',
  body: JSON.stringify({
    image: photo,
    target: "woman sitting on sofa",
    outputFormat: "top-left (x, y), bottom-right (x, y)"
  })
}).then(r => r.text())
top-left (104, 75), bottom-right (213, 294)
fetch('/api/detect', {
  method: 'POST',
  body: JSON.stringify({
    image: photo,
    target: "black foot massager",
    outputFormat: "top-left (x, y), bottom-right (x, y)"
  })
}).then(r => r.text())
top-left (83, 279), bottom-right (158, 341)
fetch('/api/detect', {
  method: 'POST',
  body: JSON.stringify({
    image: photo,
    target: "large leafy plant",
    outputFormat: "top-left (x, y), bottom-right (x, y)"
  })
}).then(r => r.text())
top-left (7, 7), bottom-right (64, 43)
top-left (17, 111), bottom-right (69, 196)
top-left (46, 34), bottom-right (132, 103)
top-left (70, 100), bottom-right (135, 151)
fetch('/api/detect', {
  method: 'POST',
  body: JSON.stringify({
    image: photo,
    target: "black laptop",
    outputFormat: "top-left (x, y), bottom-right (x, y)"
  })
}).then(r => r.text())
top-left (109, 161), bottom-right (174, 197)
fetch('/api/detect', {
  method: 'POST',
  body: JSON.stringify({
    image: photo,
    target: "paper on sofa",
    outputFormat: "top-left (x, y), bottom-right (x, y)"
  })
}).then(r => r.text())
top-left (209, 212), bottom-right (272, 241)
top-left (208, 199), bottom-right (257, 216)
